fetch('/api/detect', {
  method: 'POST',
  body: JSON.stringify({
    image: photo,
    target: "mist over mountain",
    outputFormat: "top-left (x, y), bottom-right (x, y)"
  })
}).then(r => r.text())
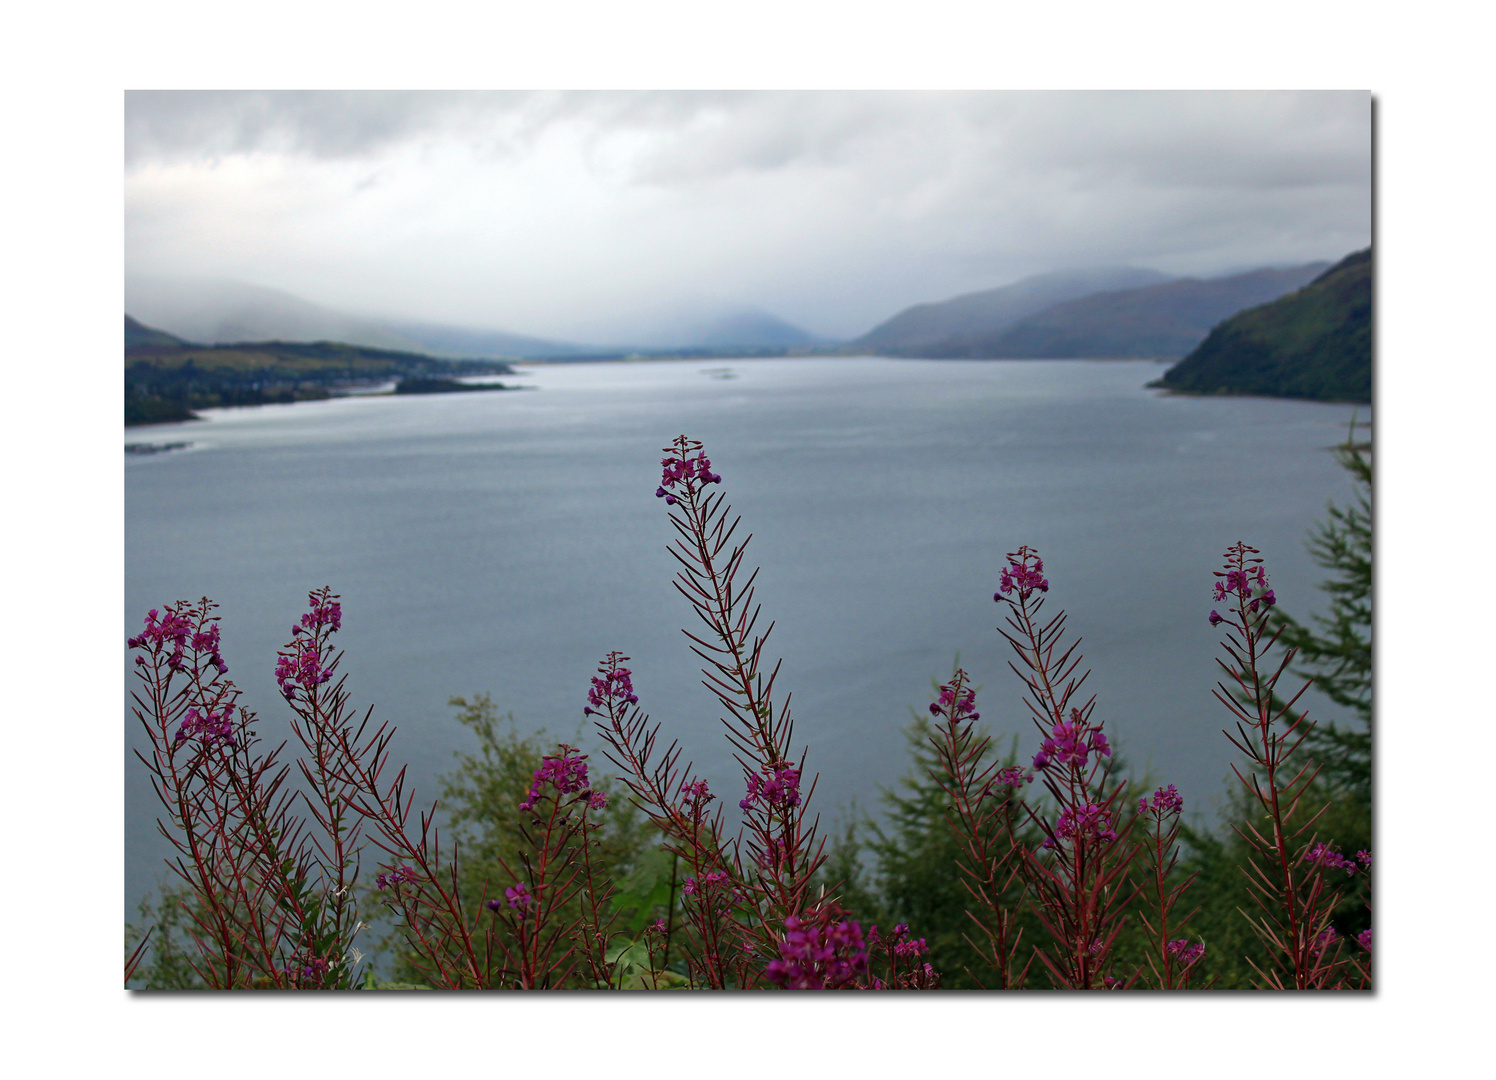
top-left (124, 277), bottom-right (832, 358)
top-left (375, 319), bottom-right (591, 360)
top-left (965, 262), bottom-right (1332, 359)
top-left (856, 263), bottom-right (1331, 359)
top-left (852, 267), bottom-right (1177, 356)
top-left (124, 277), bottom-right (587, 359)
top-left (1152, 249), bottom-right (1371, 402)
top-left (673, 309), bottom-right (831, 350)
top-left (125, 314), bottom-right (196, 351)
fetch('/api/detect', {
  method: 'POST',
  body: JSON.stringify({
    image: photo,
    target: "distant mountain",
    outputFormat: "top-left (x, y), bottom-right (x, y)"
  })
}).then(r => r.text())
top-left (942, 263), bottom-right (1333, 359)
top-left (574, 302), bottom-right (833, 352)
top-left (374, 319), bottom-right (589, 360)
top-left (853, 267), bottom-right (1175, 356)
top-left (124, 277), bottom-right (585, 359)
top-left (1151, 249), bottom-right (1371, 403)
top-left (689, 310), bottom-right (827, 349)
top-left (125, 314), bottom-right (196, 352)
top-left (124, 313), bottom-right (516, 426)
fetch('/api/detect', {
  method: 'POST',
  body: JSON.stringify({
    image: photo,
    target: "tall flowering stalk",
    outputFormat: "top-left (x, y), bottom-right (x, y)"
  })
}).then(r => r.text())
top-left (1135, 785), bottom-right (1205, 989)
top-left (477, 745), bottom-right (617, 987)
top-left (995, 547), bottom-right (1140, 989)
top-left (587, 651), bottom-right (743, 987)
top-left (131, 599), bottom-right (357, 988)
top-left (1210, 542), bottom-right (1360, 989)
top-left (274, 590), bottom-right (365, 987)
top-left (265, 590), bottom-right (484, 988)
top-left (927, 668), bottom-right (1032, 988)
top-left (594, 436), bottom-right (933, 989)
top-left (657, 435), bottom-right (826, 922)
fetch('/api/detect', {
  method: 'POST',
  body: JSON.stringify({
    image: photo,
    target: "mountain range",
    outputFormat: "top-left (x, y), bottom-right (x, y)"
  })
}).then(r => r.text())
top-left (854, 263), bottom-right (1330, 359)
top-left (1151, 249), bottom-right (1371, 403)
top-left (124, 277), bottom-right (830, 358)
top-left (125, 252), bottom-right (1356, 377)
top-left (852, 267), bottom-right (1174, 355)
top-left (125, 277), bottom-right (586, 359)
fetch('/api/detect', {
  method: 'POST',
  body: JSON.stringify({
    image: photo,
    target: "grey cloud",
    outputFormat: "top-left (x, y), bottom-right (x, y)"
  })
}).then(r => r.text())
top-left (123, 90), bottom-right (1370, 342)
top-left (125, 89), bottom-right (529, 166)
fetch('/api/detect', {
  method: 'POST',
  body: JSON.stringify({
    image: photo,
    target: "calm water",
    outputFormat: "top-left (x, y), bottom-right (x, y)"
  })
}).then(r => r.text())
top-left (124, 357), bottom-right (1365, 916)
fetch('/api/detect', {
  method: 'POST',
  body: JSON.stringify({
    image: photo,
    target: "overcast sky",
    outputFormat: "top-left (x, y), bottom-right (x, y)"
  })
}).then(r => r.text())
top-left (124, 90), bottom-right (1371, 342)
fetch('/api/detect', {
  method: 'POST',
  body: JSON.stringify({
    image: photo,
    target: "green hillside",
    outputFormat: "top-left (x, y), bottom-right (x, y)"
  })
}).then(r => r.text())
top-left (1151, 249), bottom-right (1370, 403)
top-left (954, 264), bottom-right (1328, 359)
top-left (125, 315), bottom-right (516, 425)
top-left (125, 314), bottom-right (196, 351)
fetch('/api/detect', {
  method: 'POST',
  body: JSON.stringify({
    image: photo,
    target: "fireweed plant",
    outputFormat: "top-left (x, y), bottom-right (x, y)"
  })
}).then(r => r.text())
top-left (128, 435), bottom-right (1369, 990)
top-left (1210, 544), bottom-right (1370, 990)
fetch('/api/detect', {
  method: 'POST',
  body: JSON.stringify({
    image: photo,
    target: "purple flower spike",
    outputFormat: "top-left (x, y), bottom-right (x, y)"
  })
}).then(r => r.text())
top-left (764, 912), bottom-right (869, 990)
top-left (929, 680), bottom-right (979, 724)
top-left (740, 764), bottom-right (802, 813)
top-left (586, 657), bottom-right (639, 716)
top-left (996, 547), bottom-right (1050, 601)
top-left (1049, 802), bottom-right (1117, 846)
top-left (1166, 938), bottom-right (1206, 967)
top-left (656, 441), bottom-right (721, 501)
top-left (532, 750), bottom-right (590, 794)
top-left (1306, 841), bottom-right (1359, 873)
top-left (1140, 784), bottom-right (1183, 816)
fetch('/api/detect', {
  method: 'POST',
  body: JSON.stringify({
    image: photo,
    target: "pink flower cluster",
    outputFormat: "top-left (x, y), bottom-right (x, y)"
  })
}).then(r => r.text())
top-left (275, 641), bottom-right (329, 701)
top-left (893, 935), bottom-right (930, 959)
top-left (1210, 563), bottom-right (1276, 624)
top-left (995, 550), bottom-right (1050, 601)
top-left (1043, 802), bottom-right (1118, 848)
top-left (1166, 938), bottom-right (1206, 967)
top-left (175, 705), bottom-right (235, 746)
top-left (375, 865), bottom-right (419, 889)
top-left (1032, 708), bottom-right (1111, 771)
top-left (682, 870), bottom-right (730, 896)
top-left (679, 779), bottom-right (715, 810)
top-left (655, 451), bottom-right (722, 504)
top-left (1306, 842), bottom-right (1365, 874)
top-left (128, 606), bottom-right (228, 675)
top-left (993, 766), bottom-right (1034, 789)
top-left (520, 750), bottom-right (591, 811)
top-left (764, 914), bottom-right (868, 990)
top-left (1140, 784), bottom-right (1184, 816)
top-left (276, 591), bottom-right (343, 699)
top-left (584, 666), bottom-right (639, 716)
top-left (929, 683), bottom-right (979, 723)
top-left (298, 595), bottom-right (342, 634)
top-left (740, 764), bottom-right (801, 811)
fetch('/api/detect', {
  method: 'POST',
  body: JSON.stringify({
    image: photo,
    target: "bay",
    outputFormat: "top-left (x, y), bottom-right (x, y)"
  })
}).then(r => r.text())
top-left (124, 357), bottom-right (1365, 918)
